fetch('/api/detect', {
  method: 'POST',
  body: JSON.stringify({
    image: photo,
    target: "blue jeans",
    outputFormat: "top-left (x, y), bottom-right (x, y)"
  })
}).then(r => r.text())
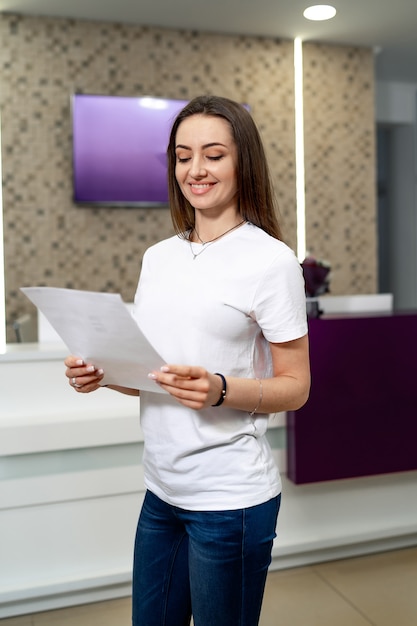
top-left (132, 490), bottom-right (281, 626)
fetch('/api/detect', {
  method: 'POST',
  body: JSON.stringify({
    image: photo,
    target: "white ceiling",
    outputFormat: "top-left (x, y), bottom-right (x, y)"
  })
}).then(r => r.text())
top-left (0, 0), bottom-right (416, 83)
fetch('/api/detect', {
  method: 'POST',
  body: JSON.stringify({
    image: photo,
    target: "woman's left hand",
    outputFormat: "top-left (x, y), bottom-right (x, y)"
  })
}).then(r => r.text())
top-left (148, 365), bottom-right (223, 409)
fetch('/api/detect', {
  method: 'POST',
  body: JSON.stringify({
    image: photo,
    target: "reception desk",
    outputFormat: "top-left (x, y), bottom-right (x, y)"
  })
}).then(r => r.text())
top-left (287, 312), bottom-right (417, 484)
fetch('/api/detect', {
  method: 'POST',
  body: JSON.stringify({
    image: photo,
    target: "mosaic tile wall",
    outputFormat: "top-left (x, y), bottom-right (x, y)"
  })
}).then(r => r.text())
top-left (303, 42), bottom-right (377, 294)
top-left (0, 15), bottom-right (376, 342)
top-left (0, 14), bottom-right (296, 342)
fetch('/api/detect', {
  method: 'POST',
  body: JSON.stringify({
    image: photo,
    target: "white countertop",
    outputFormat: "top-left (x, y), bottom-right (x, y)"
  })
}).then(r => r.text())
top-left (0, 341), bottom-right (67, 362)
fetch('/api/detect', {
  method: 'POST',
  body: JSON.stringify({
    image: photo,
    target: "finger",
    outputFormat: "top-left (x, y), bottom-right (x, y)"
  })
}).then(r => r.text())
top-left (64, 355), bottom-right (85, 368)
top-left (69, 373), bottom-right (104, 391)
top-left (71, 380), bottom-right (102, 394)
top-left (65, 364), bottom-right (102, 379)
top-left (156, 372), bottom-right (210, 399)
top-left (157, 381), bottom-right (209, 409)
top-left (159, 364), bottom-right (206, 379)
top-left (69, 372), bottom-right (103, 385)
top-left (68, 364), bottom-right (104, 385)
top-left (150, 371), bottom-right (197, 391)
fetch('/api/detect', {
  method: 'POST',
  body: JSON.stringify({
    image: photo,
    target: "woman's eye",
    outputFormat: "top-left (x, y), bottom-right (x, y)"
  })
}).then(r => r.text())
top-left (177, 156), bottom-right (191, 163)
top-left (207, 155), bottom-right (223, 161)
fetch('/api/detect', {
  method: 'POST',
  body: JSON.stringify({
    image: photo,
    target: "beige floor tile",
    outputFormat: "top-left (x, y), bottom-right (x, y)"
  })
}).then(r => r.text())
top-left (260, 565), bottom-right (371, 626)
top-left (4, 548), bottom-right (417, 625)
top-left (0, 617), bottom-right (33, 626)
top-left (314, 547), bottom-right (417, 626)
top-left (31, 597), bottom-right (131, 626)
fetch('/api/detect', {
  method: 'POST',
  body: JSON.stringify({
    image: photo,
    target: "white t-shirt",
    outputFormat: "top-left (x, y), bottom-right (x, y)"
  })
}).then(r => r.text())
top-left (133, 222), bottom-right (307, 511)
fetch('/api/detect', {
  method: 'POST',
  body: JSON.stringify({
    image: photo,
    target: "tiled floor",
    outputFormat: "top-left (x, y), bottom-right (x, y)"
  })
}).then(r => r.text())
top-left (1, 547), bottom-right (416, 625)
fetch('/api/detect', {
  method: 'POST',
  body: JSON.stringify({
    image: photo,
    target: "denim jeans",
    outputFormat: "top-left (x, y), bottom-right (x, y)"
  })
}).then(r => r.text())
top-left (132, 490), bottom-right (281, 626)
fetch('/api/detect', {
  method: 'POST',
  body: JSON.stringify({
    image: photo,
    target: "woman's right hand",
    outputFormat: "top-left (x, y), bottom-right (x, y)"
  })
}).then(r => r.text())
top-left (65, 355), bottom-right (104, 393)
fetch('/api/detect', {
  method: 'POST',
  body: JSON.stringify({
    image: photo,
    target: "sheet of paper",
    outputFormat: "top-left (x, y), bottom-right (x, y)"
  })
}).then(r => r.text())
top-left (21, 287), bottom-right (166, 393)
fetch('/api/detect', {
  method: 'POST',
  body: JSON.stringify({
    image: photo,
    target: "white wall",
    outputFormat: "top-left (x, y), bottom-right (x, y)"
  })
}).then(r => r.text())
top-left (376, 81), bottom-right (417, 309)
top-left (376, 82), bottom-right (417, 124)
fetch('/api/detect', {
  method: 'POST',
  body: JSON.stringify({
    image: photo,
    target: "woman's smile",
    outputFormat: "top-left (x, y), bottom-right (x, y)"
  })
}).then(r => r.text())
top-left (189, 182), bottom-right (216, 194)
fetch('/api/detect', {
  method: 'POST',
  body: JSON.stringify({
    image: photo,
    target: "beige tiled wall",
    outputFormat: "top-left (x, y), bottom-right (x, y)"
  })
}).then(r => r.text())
top-left (303, 43), bottom-right (377, 294)
top-left (0, 14), bottom-right (376, 341)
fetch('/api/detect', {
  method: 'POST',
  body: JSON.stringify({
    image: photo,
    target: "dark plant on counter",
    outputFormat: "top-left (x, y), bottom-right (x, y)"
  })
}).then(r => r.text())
top-left (301, 256), bottom-right (331, 297)
top-left (301, 256), bottom-right (331, 318)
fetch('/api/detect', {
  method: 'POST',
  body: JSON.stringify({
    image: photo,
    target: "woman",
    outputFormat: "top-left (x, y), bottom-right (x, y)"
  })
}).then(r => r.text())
top-left (65, 95), bottom-right (310, 626)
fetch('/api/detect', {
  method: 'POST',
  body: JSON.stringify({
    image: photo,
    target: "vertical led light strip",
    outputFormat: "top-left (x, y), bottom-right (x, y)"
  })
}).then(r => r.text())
top-left (294, 37), bottom-right (306, 262)
top-left (0, 113), bottom-right (5, 352)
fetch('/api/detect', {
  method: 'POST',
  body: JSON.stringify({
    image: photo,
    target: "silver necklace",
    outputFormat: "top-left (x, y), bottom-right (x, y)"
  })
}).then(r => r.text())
top-left (189, 219), bottom-right (246, 260)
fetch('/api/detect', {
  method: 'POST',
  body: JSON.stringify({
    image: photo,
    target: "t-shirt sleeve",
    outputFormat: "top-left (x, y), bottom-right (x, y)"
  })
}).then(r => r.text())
top-left (251, 248), bottom-right (308, 343)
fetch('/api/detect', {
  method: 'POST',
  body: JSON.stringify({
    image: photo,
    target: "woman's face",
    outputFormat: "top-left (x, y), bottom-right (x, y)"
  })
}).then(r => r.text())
top-left (174, 114), bottom-right (238, 215)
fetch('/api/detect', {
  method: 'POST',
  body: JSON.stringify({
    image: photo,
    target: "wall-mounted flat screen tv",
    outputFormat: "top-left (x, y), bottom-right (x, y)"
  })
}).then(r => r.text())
top-left (72, 94), bottom-right (188, 206)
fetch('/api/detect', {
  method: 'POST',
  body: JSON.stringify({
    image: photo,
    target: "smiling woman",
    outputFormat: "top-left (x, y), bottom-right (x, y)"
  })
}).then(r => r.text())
top-left (64, 95), bottom-right (310, 626)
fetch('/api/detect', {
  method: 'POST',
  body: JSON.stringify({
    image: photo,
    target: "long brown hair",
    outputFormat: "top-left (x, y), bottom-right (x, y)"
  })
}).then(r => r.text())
top-left (167, 95), bottom-right (283, 241)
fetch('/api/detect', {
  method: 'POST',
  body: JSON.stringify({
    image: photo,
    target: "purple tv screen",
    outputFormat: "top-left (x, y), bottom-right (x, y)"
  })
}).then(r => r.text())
top-left (72, 94), bottom-right (188, 206)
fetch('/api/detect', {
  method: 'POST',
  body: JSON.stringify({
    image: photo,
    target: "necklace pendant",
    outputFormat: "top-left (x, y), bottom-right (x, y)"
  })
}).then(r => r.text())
top-left (189, 219), bottom-right (246, 260)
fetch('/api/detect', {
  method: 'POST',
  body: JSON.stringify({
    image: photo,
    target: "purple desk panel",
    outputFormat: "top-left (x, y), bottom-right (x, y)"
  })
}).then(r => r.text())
top-left (287, 313), bottom-right (417, 484)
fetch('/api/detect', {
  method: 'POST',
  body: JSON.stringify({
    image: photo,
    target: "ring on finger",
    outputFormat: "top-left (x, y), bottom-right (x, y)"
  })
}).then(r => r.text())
top-left (71, 377), bottom-right (82, 389)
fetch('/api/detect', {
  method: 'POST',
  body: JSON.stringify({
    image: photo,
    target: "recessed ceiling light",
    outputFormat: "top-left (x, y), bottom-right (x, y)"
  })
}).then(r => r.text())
top-left (303, 5), bottom-right (337, 21)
